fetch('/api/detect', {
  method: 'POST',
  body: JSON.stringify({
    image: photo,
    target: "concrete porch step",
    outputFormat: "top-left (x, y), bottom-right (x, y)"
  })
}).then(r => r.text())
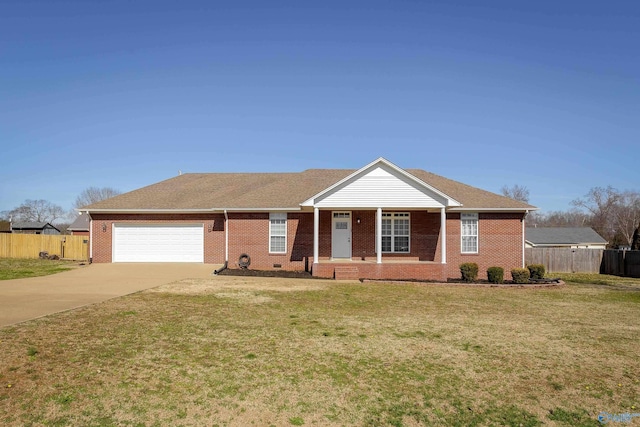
top-left (334, 266), bottom-right (360, 280)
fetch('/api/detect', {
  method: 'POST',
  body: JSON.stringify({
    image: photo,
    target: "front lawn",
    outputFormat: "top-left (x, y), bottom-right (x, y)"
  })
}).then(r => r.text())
top-left (549, 272), bottom-right (640, 288)
top-left (0, 258), bottom-right (77, 280)
top-left (1, 275), bottom-right (638, 426)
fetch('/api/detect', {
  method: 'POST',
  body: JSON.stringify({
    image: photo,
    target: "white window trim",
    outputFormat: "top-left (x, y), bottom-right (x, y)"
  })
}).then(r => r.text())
top-left (381, 212), bottom-right (410, 253)
top-left (269, 212), bottom-right (287, 254)
top-left (461, 212), bottom-right (478, 254)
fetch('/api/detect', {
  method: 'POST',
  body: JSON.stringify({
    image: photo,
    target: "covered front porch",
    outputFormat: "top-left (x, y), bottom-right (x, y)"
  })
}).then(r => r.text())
top-left (309, 208), bottom-right (449, 281)
top-left (300, 158), bottom-right (461, 281)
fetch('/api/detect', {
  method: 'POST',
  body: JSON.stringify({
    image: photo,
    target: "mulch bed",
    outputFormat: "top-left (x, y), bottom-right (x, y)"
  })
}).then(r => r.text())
top-left (215, 268), bottom-right (321, 279)
top-left (363, 278), bottom-right (564, 288)
top-left (216, 268), bottom-right (564, 287)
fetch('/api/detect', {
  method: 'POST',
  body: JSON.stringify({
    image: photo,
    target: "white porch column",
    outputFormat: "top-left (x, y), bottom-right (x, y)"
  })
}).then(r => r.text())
top-left (440, 207), bottom-right (447, 264)
top-left (376, 207), bottom-right (382, 264)
top-left (522, 211), bottom-right (527, 268)
top-left (313, 207), bottom-right (319, 264)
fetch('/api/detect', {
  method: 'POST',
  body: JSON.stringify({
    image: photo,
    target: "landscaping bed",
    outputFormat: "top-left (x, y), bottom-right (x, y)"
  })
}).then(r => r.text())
top-left (216, 267), bottom-right (319, 279)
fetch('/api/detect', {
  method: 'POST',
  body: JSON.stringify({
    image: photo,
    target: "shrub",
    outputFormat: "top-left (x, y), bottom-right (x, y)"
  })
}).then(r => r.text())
top-left (527, 264), bottom-right (546, 280)
top-left (487, 267), bottom-right (504, 284)
top-left (511, 268), bottom-right (530, 284)
top-left (460, 263), bottom-right (479, 282)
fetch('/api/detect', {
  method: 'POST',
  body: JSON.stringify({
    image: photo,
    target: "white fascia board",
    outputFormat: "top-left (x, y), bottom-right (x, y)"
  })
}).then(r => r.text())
top-left (81, 208), bottom-right (216, 214)
top-left (530, 244), bottom-right (573, 247)
top-left (83, 207), bottom-right (302, 214)
top-left (217, 207), bottom-right (301, 212)
top-left (301, 157), bottom-right (461, 207)
top-left (449, 207), bottom-right (537, 212)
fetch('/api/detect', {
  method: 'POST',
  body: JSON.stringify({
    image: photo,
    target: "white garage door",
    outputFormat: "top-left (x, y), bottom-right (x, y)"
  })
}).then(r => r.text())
top-left (113, 224), bottom-right (204, 263)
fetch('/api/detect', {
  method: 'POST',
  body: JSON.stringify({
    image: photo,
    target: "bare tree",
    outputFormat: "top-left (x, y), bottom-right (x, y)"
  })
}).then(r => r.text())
top-left (5, 199), bottom-right (66, 224)
top-left (612, 191), bottom-right (640, 246)
top-left (572, 186), bottom-right (640, 247)
top-left (74, 187), bottom-right (121, 209)
top-left (529, 209), bottom-right (591, 228)
top-left (501, 184), bottom-right (530, 203)
top-left (632, 224), bottom-right (640, 250)
top-left (572, 186), bottom-right (618, 243)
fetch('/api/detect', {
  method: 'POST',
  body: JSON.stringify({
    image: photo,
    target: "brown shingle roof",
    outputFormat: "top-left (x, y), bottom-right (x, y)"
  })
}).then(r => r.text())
top-left (407, 169), bottom-right (535, 210)
top-left (83, 168), bottom-right (535, 211)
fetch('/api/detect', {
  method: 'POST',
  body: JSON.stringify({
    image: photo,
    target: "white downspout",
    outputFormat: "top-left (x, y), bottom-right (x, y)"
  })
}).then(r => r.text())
top-left (224, 209), bottom-right (229, 264)
top-left (87, 211), bottom-right (93, 262)
top-left (440, 207), bottom-right (447, 264)
top-left (313, 208), bottom-right (319, 264)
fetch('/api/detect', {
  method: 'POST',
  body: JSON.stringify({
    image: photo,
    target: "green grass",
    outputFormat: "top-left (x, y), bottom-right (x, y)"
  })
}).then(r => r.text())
top-left (0, 258), bottom-right (76, 280)
top-left (0, 275), bottom-right (638, 426)
top-left (548, 272), bottom-right (640, 287)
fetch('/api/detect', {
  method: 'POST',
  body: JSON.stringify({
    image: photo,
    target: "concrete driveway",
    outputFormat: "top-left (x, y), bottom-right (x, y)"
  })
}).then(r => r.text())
top-left (0, 263), bottom-right (220, 327)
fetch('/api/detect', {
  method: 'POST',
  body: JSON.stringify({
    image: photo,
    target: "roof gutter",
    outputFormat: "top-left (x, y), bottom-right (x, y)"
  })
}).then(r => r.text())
top-left (80, 208), bottom-right (220, 214)
top-left (82, 207), bottom-right (301, 214)
top-left (449, 207), bottom-right (538, 212)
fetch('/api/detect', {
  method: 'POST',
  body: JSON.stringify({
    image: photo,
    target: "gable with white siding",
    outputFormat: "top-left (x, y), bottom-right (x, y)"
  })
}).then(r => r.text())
top-left (304, 158), bottom-right (461, 209)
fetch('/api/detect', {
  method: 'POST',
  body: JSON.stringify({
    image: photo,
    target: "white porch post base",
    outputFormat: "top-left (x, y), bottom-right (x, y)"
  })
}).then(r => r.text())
top-left (313, 208), bottom-right (319, 264)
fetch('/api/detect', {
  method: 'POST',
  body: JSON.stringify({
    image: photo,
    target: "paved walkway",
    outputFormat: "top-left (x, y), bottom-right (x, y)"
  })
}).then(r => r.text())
top-left (0, 263), bottom-right (220, 327)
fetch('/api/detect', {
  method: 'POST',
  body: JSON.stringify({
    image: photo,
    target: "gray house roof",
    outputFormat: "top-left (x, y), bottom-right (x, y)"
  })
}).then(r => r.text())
top-left (11, 222), bottom-right (60, 232)
top-left (0, 221), bottom-right (10, 233)
top-left (525, 227), bottom-right (607, 246)
top-left (68, 214), bottom-right (90, 231)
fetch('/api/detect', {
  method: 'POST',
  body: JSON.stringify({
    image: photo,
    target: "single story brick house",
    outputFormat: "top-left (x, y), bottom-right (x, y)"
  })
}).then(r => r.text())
top-left (82, 158), bottom-right (536, 280)
top-left (10, 222), bottom-right (61, 235)
top-left (68, 212), bottom-right (91, 237)
top-left (525, 227), bottom-right (607, 249)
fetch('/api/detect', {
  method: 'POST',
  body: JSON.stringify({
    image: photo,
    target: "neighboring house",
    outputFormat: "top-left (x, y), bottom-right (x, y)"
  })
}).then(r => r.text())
top-left (525, 227), bottom-right (608, 249)
top-left (68, 213), bottom-right (90, 236)
top-left (82, 157), bottom-right (536, 281)
top-left (0, 221), bottom-right (11, 233)
top-left (10, 222), bottom-right (61, 235)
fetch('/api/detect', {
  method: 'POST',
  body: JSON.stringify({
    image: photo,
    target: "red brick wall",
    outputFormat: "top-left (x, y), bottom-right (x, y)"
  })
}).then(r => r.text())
top-left (313, 262), bottom-right (446, 281)
top-left (444, 212), bottom-right (525, 280)
top-left (227, 212), bottom-right (313, 271)
top-left (90, 213), bottom-right (225, 263)
top-left (90, 211), bottom-right (525, 281)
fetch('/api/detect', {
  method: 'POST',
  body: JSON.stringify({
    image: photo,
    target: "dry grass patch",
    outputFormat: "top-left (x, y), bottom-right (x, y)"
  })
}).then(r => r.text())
top-left (0, 276), bottom-right (639, 426)
top-left (0, 258), bottom-right (78, 280)
top-left (149, 275), bottom-right (329, 294)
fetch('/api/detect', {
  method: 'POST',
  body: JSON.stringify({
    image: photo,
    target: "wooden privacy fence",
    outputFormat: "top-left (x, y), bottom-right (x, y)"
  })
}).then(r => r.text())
top-left (0, 234), bottom-right (89, 261)
top-left (525, 248), bottom-right (604, 274)
top-left (601, 250), bottom-right (640, 278)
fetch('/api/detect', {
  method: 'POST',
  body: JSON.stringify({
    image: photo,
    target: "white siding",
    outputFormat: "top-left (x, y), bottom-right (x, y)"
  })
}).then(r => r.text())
top-left (314, 165), bottom-right (447, 208)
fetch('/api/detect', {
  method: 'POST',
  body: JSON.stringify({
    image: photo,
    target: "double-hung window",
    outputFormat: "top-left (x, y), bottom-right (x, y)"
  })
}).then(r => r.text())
top-left (381, 212), bottom-right (410, 253)
top-left (461, 213), bottom-right (478, 253)
top-left (269, 213), bottom-right (287, 253)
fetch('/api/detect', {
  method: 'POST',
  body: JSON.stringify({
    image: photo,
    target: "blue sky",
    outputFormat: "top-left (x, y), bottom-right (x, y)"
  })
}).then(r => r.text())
top-left (1, 1), bottom-right (638, 218)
